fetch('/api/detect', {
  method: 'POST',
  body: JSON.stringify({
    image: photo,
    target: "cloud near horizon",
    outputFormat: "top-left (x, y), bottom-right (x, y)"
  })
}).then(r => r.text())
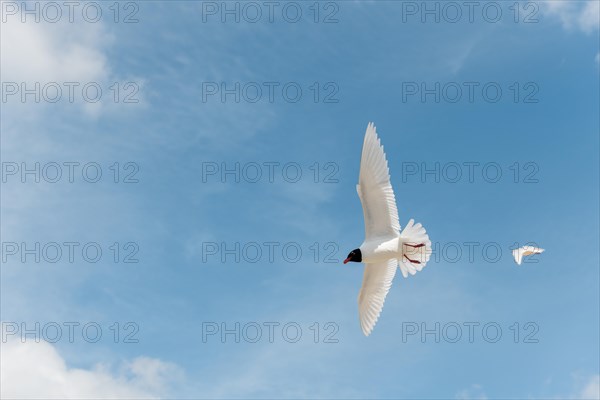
top-left (0, 339), bottom-right (183, 399)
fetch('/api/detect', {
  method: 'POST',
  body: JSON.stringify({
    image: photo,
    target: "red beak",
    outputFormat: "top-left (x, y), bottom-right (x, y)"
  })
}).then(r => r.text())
top-left (343, 257), bottom-right (351, 264)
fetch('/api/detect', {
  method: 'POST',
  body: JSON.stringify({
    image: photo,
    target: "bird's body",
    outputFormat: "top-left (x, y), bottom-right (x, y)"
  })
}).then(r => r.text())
top-left (358, 237), bottom-right (399, 264)
top-left (512, 245), bottom-right (544, 265)
top-left (345, 122), bottom-right (432, 336)
top-left (359, 234), bottom-right (426, 264)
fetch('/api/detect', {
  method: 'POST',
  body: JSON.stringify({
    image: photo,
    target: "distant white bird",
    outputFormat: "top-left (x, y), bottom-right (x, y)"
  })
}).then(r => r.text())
top-left (344, 122), bottom-right (431, 336)
top-left (512, 246), bottom-right (544, 265)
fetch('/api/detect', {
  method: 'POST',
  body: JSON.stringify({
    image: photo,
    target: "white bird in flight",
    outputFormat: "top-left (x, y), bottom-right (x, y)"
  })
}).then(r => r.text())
top-left (512, 246), bottom-right (544, 265)
top-left (344, 122), bottom-right (432, 336)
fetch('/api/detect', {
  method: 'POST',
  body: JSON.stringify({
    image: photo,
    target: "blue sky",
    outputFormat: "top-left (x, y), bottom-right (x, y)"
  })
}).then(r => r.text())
top-left (1, 1), bottom-right (599, 398)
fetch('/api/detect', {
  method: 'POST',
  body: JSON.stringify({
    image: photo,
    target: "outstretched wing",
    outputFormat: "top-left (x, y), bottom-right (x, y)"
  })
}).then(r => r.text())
top-left (358, 258), bottom-right (398, 336)
top-left (356, 122), bottom-right (400, 240)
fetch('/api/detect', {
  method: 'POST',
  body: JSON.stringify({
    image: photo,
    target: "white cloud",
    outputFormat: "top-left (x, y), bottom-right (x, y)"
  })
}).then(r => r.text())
top-left (0, 340), bottom-right (182, 399)
top-left (579, 375), bottom-right (600, 400)
top-left (543, 1), bottom-right (600, 33)
top-left (578, 1), bottom-right (600, 33)
top-left (1, 20), bottom-right (110, 84)
top-left (1, 16), bottom-right (144, 118)
top-left (1, 18), bottom-right (107, 118)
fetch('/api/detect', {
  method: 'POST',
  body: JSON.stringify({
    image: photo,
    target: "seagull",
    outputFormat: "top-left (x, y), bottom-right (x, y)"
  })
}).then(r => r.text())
top-left (512, 245), bottom-right (544, 265)
top-left (344, 122), bottom-right (432, 336)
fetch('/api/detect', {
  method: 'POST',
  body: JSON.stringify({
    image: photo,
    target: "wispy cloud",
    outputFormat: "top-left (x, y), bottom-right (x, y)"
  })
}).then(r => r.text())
top-left (577, 374), bottom-right (600, 400)
top-left (455, 384), bottom-right (487, 400)
top-left (543, 1), bottom-right (600, 34)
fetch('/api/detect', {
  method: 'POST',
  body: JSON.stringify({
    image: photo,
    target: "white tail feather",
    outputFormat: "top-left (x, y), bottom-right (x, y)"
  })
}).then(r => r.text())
top-left (399, 219), bottom-right (432, 278)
